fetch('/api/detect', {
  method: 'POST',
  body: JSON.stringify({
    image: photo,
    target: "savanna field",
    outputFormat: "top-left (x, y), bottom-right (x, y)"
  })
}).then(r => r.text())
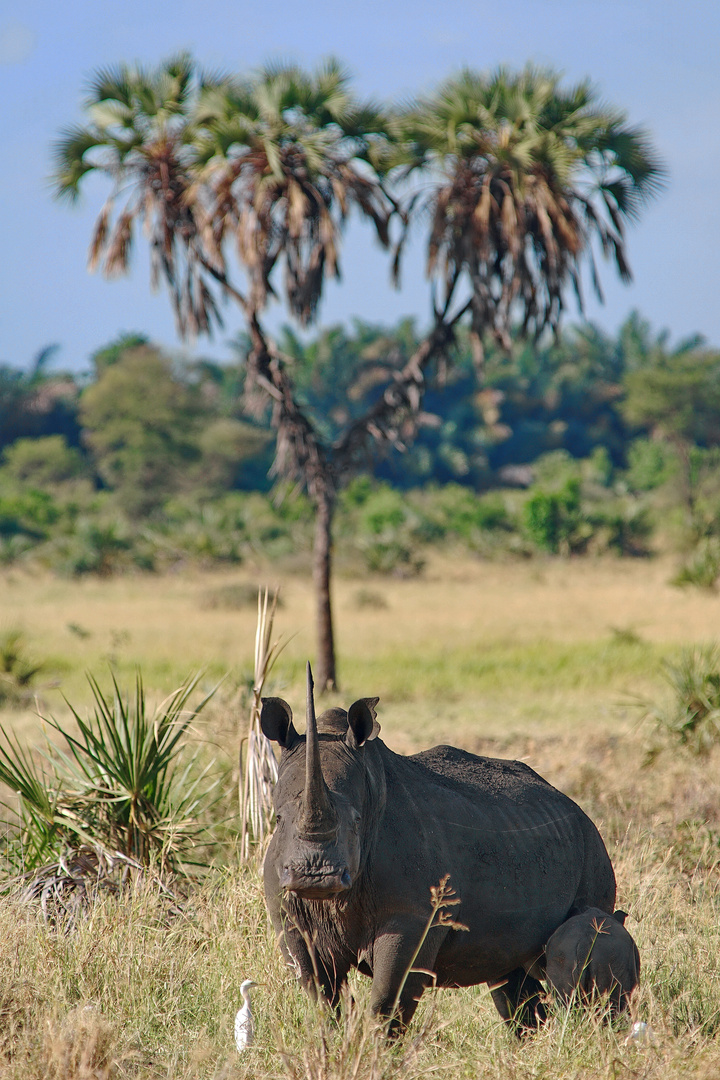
top-left (2, 554), bottom-right (720, 1079)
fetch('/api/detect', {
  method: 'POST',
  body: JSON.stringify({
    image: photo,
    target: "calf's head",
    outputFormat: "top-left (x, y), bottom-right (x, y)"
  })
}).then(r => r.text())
top-left (261, 663), bottom-right (380, 900)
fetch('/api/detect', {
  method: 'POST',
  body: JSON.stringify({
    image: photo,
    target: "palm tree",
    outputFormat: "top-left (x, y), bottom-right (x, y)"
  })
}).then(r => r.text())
top-left (54, 59), bottom-right (663, 692)
top-left (397, 65), bottom-right (665, 353)
top-left (53, 56), bottom-right (397, 691)
top-left (52, 54), bottom-right (233, 336)
top-left (193, 58), bottom-right (394, 326)
top-left (187, 61), bottom-right (399, 689)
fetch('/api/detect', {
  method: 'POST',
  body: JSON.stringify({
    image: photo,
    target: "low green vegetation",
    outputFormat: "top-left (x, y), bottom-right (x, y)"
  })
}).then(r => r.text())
top-left (644, 644), bottom-right (720, 755)
top-left (3, 313), bottom-right (720, 583)
top-left (0, 672), bottom-right (219, 876)
top-left (0, 630), bottom-right (44, 707)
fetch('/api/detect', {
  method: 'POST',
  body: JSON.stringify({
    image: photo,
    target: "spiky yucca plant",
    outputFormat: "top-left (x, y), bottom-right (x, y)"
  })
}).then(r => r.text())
top-left (646, 645), bottom-right (720, 754)
top-left (0, 671), bottom-right (218, 877)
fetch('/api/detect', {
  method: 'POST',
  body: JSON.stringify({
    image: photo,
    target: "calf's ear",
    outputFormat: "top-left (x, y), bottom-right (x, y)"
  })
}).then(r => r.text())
top-left (612, 910), bottom-right (628, 926)
top-left (346, 697), bottom-right (380, 749)
top-left (261, 697), bottom-right (298, 748)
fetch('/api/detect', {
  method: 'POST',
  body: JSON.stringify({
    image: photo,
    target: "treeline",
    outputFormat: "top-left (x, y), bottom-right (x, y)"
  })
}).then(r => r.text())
top-left (2, 312), bottom-right (720, 579)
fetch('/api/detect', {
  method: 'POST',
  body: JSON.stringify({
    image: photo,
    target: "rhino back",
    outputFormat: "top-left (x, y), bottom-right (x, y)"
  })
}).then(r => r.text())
top-left (369, 743), bottom-right (615, 983)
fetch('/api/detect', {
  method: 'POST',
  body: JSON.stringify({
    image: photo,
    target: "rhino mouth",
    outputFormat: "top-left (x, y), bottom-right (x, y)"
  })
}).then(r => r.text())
top-left (280, 864), bottom-right (352, 899)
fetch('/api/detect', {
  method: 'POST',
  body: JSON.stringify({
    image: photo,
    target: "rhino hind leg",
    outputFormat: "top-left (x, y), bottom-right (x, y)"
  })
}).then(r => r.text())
top-left (490, 968), bottom-right (548, 1035)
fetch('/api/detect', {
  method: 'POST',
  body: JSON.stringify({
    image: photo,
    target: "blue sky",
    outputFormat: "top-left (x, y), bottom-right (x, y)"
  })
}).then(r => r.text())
top-left (2, 0), bottom-right (719, 374)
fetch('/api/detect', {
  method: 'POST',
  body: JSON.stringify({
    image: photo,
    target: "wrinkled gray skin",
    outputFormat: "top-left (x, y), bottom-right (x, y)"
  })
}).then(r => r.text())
top-left (261, 666), bottom-right (616, 1033)
top-left (545, 907), bottom-right (640, 1015)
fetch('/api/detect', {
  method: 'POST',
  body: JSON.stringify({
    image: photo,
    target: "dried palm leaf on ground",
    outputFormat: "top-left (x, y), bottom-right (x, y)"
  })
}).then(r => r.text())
top-left (9, 846), bottom-right (139, 929)
top-left (8, 844), bottom-right (187, 930)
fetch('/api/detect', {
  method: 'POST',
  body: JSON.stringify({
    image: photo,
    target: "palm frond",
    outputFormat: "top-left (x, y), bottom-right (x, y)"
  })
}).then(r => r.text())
top-left (239, 587), bottom-right (287, 861)
top-left (399, 63), bottom-right (663, 342)
top-left (51, 125), bottom-right (108, 202)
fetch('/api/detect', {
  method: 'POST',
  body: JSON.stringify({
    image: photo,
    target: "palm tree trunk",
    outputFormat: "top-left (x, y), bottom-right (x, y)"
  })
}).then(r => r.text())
top-left (313, 488), bottom-right (337, 692)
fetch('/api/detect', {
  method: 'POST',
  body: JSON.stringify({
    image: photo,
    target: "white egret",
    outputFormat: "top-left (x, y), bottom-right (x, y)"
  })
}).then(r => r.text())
top-left (234, 979), bottom-right (257, 1051)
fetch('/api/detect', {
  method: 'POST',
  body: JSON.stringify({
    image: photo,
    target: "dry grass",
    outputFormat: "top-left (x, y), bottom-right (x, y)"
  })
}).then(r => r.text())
top-left (1, 556), bottom-right (720, 1076)
top-left (2, 553), bottom-right (716, 728)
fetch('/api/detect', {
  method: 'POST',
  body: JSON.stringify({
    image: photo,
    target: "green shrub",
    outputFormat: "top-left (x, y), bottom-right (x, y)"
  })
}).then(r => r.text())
top-left (347, 486), bottom-right (427, 575)
top-left (359, 487), bottom-right (409, 535)
top-left (360, 537), bottom-right (425, 577)
top-left (421, 484), bottom-right (513, 543)
top-left (645, 645), bottom-right (720, 754)
top-left (625, 437), bottom-right (675, 492)
top-left (522, 479), bottom-right (581, 553)
top-left (47, 517), bottom-right (134, 576)
top-left (0, 672), bottom-right (218, 875)
top-left (671, 539), bottom-right (720, 590)
top-left (341, 474), bottom-right (374, 507)
top-left (0, 488), bottom-right (60, 539)
top-left (583, 498), bottom-right (652, 556)
top-left (0, 435), bottom-right (87, 487)
top-left (0, 630), bottom-right (44, 707)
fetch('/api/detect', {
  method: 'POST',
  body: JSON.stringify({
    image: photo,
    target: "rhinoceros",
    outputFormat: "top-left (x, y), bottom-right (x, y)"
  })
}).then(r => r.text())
top-left (545, 907), bottom-right (640, 1015)
top-left (261, 665), bottom-right (616, 1031)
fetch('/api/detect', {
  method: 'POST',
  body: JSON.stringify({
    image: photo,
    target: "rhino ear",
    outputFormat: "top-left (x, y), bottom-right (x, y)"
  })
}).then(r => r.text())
top-left (346, 697), bottom-right (380, 749)
top-left (612, 909), bottom-right (628, 926)
top-left (260, 697), bottom-right (298, 748)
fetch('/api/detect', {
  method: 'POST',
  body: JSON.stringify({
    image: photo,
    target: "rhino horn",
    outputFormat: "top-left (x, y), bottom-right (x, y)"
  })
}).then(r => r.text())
top-left (300, 661), bottom-right (338, 840)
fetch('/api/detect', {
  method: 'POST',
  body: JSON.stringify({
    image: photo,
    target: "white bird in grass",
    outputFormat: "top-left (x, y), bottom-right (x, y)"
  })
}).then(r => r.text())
top-left (234, 979), bottom-right (257, 1051)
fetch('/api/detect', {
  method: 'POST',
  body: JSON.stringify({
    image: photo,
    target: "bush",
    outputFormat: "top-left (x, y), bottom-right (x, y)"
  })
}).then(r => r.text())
top-left (344, 485), bottom-right (428, 575)
top-left (522, 479), bottom-right (581, 553)
top-left (360, 537), bottom-right (426, 577)
top-left (419, 484), bottom-right (513, 545)
top-left (0, 435), bottom-right (87, 487)
top-left (645, 645), bottom-right (720, 754)
top-left (0, 488), bottom-right (60, 539)
top-left (671, 539), bottom-right (720, 590)
top-left (0, 630), bottom-right (44, 707)
top-left (625, 437), bottom-right (675, 492)
top-left (46, 516), bottom-right (135, 576)
top-left (0, 672), bottom-right (219, 875)
top-left (583, 498), bottom-right (652, 556)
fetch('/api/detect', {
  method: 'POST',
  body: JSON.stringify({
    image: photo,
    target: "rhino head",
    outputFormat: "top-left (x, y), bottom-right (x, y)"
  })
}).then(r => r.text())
top-left (261, 663), bottom-right (380, 900)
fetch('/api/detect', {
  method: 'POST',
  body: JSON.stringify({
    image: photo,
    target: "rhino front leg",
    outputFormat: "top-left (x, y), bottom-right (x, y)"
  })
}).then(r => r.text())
top-left (369, 919), bottom-right (446, 1035)
top-left (280, 924), bottom-right (350, 1008)
top-left (265, 857), bottom-right (349, 1007)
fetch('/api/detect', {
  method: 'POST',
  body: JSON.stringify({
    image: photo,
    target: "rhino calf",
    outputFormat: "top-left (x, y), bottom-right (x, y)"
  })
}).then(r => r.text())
top-left (545, 907), bottom-right (640, 1015)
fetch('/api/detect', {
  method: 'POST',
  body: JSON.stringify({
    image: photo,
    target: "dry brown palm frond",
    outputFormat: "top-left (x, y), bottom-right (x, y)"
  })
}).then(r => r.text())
top-left (287, 178), bottom-right (310, 236)
top-left (239, 587), bottom-right (288, 861)
top-left (10, 846), bottom-right (142, 930)
top-left (103, 208), bottom-right (134, 278)
top-left (87, 198), bottom-right (114, 272)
